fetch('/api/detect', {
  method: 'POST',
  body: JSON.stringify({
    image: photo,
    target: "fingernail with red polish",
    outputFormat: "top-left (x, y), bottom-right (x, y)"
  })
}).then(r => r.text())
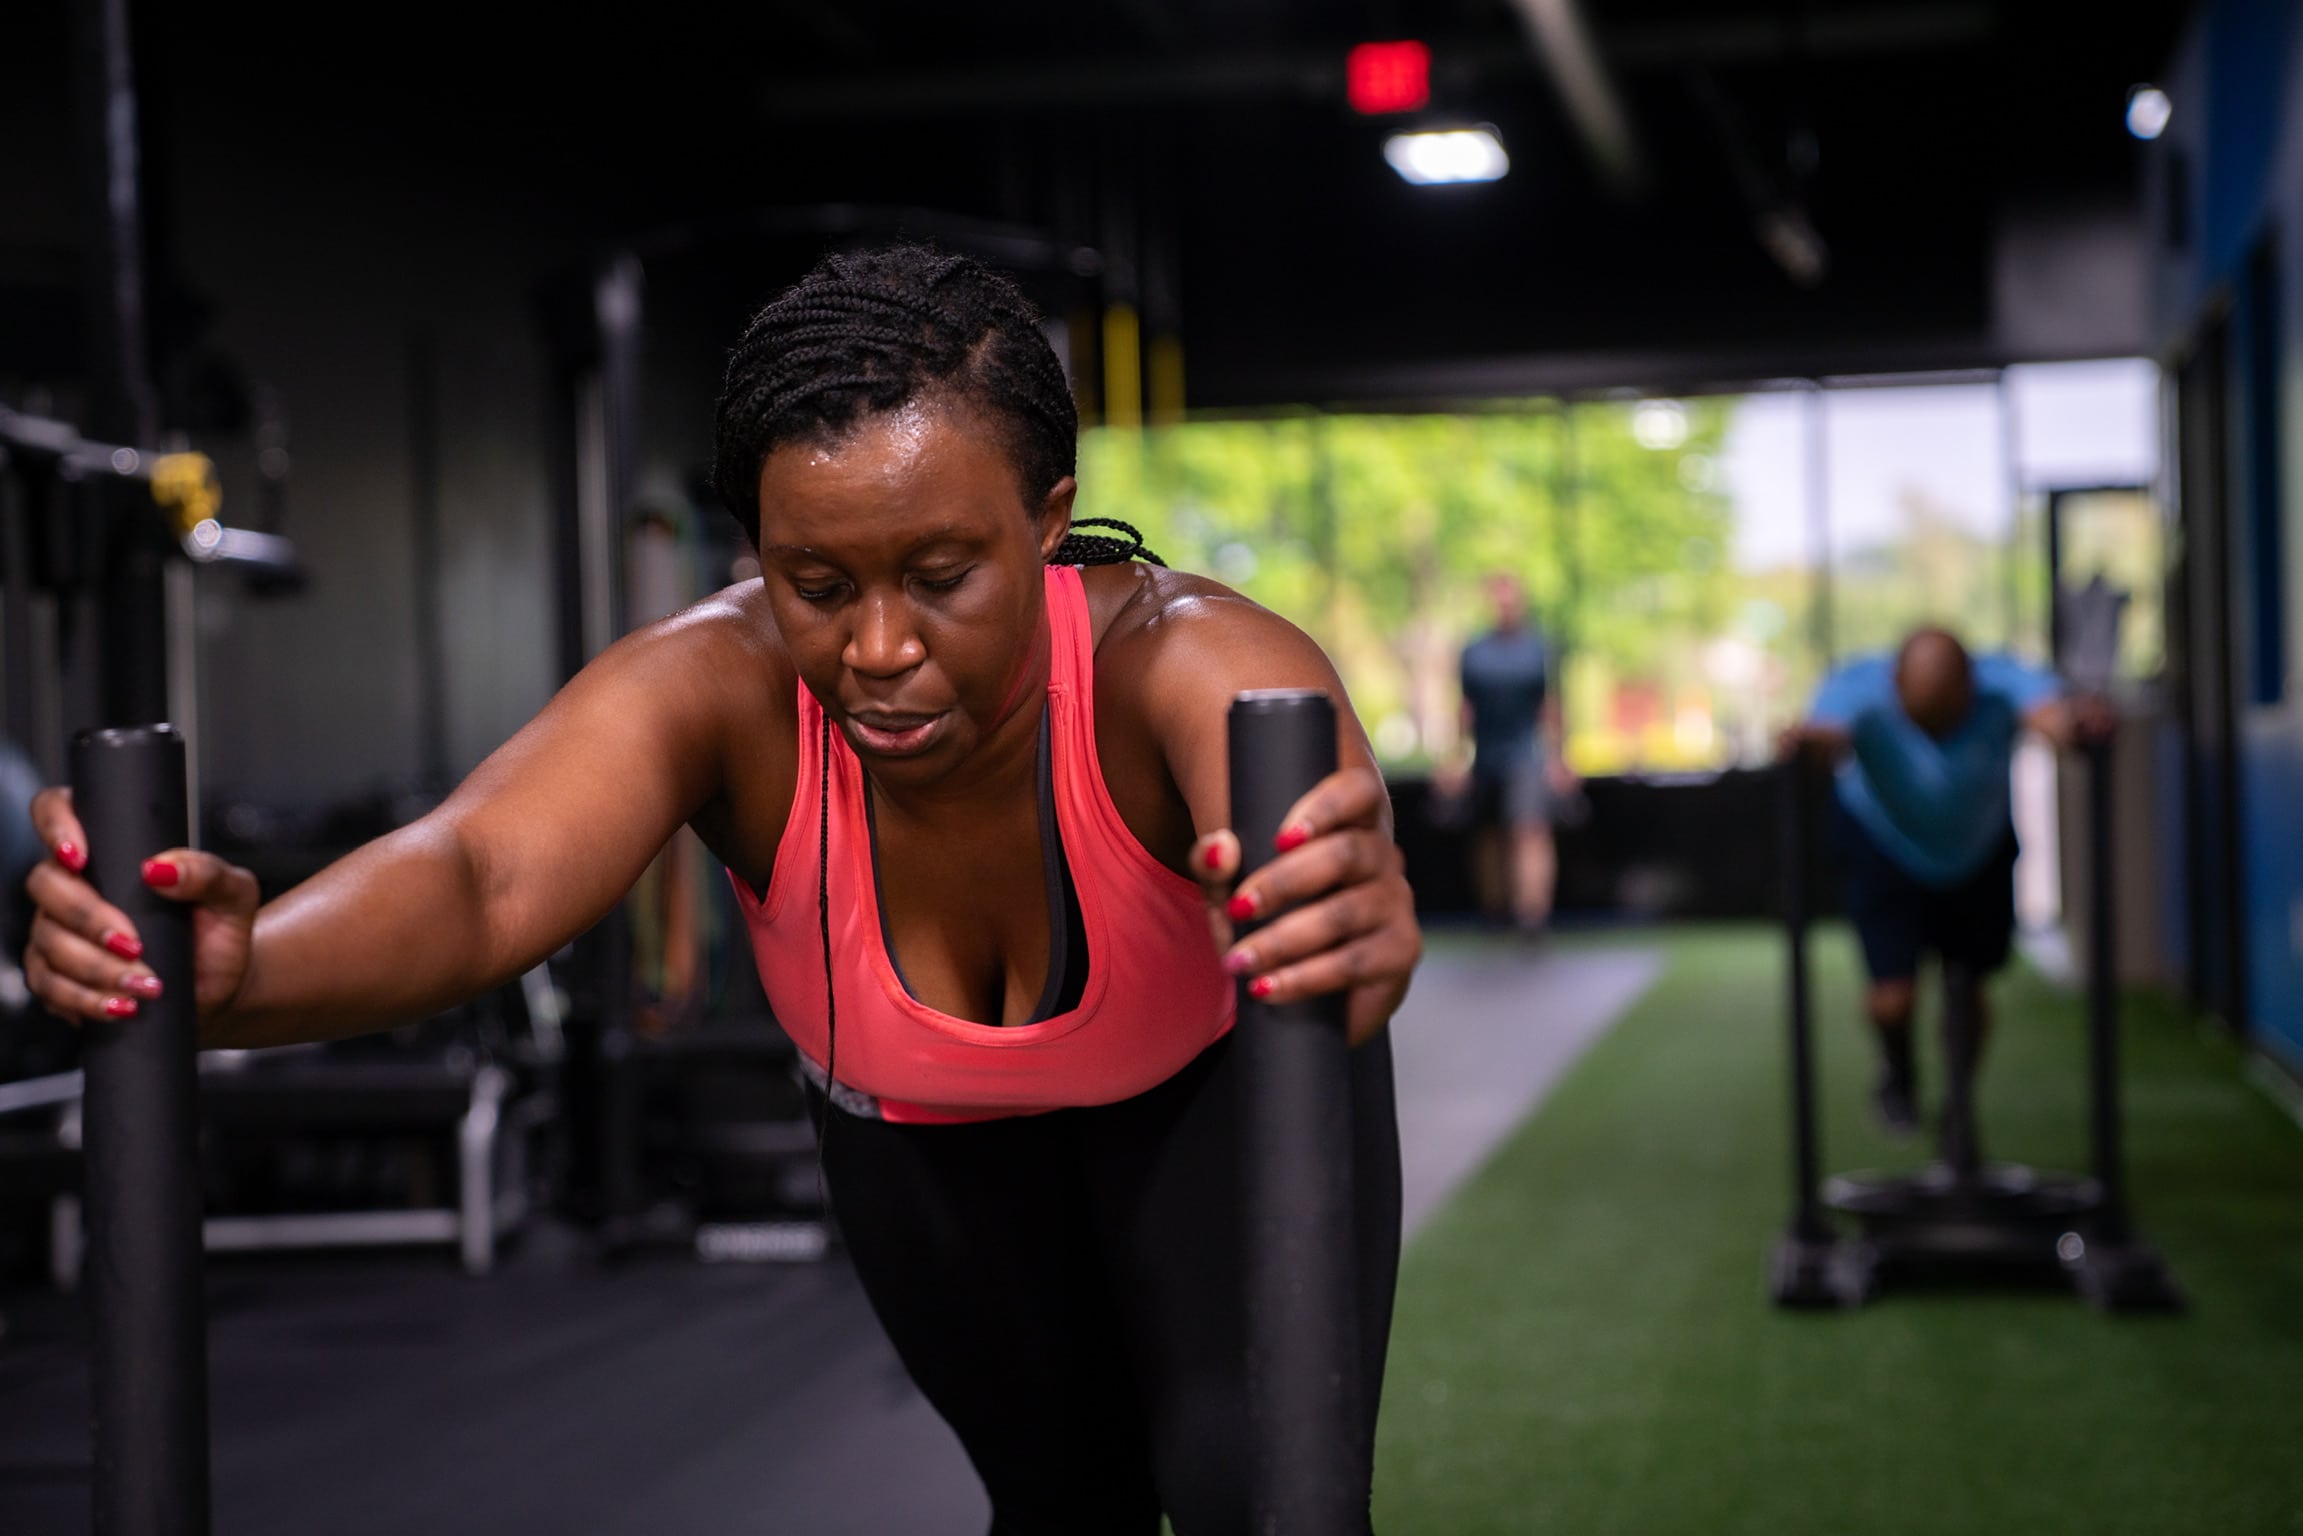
top-left (102, 931), bottom-right (143, 961)
top-left (1223, 950), bottom-right (1255, 977)
top-left (1202, 843), bottom-right (1225, 873)
top-left (1227, 892), bottom-right (1257, 922)
top-left (142, 859), bottom-right (179, 888)
top-left (102, 996), bottom-right (138, 1019)
top-left (1275, 824), bottom-right (1310, 853)
top-left (1249, 976), bottom-right (1276, 1000)
top-left (58, 842), bottom-right (87, 872)
top-left (124, 974), bottom-right (162, 999)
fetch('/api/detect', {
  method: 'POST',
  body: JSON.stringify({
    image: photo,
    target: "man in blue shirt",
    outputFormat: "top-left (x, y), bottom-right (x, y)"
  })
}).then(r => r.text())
top-left (1452, 574), bottom-right (1574, 933)
top-left (1784, 628), bottom-right (2104, 1133)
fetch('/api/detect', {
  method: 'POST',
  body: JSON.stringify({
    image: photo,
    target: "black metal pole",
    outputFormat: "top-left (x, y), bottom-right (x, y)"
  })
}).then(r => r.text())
top-left (405, 330), bottom-right (450, 795)
top-left (2085, 734), bottom-right (2131, 1241)
top-left (1, 460), bottom-right (37, 752)
top-left (1804, 385), bottom-right (1834, 668)
top-left (591, 258), bottom-right (642, 1241)
top-left (0, 458), bottom-right (32, 968)
top-left (1937, 962), bottom-right (1983, 1185)
top-left (1780, 758), bottom-right (1829, 1242)
top-left (73, 0), bottom-right (170, 728)
top-left (73, 724), bottom-right (210, 1535)
top-left (1230, 689), bottom-right (1362, 1534)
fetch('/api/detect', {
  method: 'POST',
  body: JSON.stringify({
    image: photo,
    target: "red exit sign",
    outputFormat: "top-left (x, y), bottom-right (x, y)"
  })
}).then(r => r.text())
top-left (1347, 40), bottom-right (1430, 115)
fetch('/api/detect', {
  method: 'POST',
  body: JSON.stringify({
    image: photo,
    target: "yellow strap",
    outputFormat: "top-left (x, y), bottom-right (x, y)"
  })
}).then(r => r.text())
top-left (149, 452), bottom-right (222, 538)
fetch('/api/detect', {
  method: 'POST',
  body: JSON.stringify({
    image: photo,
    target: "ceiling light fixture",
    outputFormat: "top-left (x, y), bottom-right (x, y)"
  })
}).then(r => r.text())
top-left (1383, 127), bottom-right (1509, 186)
top-left (2126, 85), bottom-right (2172, 141)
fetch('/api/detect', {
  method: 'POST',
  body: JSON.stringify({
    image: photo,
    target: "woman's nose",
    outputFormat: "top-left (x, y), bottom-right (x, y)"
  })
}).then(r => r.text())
top-left (845, 592), bottom-right (925, 677)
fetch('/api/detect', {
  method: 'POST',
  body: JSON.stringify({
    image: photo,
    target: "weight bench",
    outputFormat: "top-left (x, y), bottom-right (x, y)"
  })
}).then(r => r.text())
top-left (37, 1048), bottom-right (549, 1283)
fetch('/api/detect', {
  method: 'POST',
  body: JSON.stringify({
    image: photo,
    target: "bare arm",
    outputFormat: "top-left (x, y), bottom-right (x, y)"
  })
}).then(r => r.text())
top-left (2023, 694), bottom-right (2115, 752)
top-left (1540, 687), bottom-right (1578, 789)
top-left (223, 621), bottom-right (734, 1045)
top-left (26, 601), bottom-right (772, 1049)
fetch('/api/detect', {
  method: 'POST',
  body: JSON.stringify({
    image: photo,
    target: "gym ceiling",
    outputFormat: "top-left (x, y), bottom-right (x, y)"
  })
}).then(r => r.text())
top-left (8, 0), bottom-right (2196, 411)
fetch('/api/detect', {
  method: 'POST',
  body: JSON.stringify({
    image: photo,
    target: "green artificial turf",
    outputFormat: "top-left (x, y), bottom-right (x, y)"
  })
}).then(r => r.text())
top-left (1374, 927), bottom-right (2303, 1536)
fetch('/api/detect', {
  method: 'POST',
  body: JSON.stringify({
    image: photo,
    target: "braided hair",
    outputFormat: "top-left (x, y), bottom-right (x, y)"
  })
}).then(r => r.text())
top-left (713, 242), bottom-right (1159, 566)
top-left (718, 244), bottom-right (1163, 1151)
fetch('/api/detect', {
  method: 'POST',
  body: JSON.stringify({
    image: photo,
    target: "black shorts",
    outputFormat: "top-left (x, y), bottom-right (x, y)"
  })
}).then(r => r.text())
top-left (1472, 757), bottom-right (1550, 828)
top-left (1828, 797), bottom-right (2019, 983)
top-left (813, 1031), bottom-right (1402, 1534)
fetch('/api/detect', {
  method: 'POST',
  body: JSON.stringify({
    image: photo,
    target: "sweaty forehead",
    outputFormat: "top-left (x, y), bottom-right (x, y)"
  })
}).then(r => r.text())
top-left (755, 400), bottom-right (1026, 544)
top-left (769, 398), bottom-right (949, 484)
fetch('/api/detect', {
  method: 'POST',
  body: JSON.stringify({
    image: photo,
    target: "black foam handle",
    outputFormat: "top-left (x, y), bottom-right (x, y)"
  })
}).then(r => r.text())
top-left (1779, 758), bottom-right (1828, 1240)
top-left (1228, 689), bottom-right (1363, 1534)
top-left (72, 724), bottom-right (211, 1536)
top-left (2084, 734), bottom-right (2130, 1236)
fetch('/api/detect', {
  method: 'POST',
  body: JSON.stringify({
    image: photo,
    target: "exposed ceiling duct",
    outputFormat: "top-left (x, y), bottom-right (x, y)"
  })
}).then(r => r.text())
top-left (1501, 0), bottom-right (1648, 197)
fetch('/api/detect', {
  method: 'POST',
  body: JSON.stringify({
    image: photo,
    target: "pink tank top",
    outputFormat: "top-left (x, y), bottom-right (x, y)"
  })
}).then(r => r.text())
top-left (730, 564), bottom-right (1236, 1124)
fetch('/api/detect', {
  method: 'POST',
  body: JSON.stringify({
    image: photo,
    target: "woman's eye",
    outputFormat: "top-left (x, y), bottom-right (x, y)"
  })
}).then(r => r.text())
top-left (792, 580), bottom-right (845, 603)
top-left (916, 568), bottom-right (972, 593)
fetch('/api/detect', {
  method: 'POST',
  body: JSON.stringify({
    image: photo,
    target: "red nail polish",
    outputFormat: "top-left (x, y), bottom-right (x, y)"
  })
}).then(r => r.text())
top-left (58, 842), bottom-right (87, 872)
top-left (103, 931), bottom-right (143, 961)
top-left (1202, 844), bottom-right (1224, 873)
top-left (1227, 893), bottom-right (1257, 922)
top-left (103, 996), bottom-right (138, 1019)
top-left (1223, 950), bottom-right (1254, 977)
top-left (125, 974), bottom-right (163, 999)
top-left (1275, 825), bottom-right (1310, 853)
top-left (1249, 976), bottom-right (1276, 1000)
top-left (142, 858), bottom-right (179, 888)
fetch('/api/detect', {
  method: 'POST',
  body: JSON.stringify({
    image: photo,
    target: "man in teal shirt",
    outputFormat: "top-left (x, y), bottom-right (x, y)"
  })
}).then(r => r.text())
top-left (1449, 574), bottom-right (1579, 934)
top-left (1786, 628), bottom-right (2103, 1132)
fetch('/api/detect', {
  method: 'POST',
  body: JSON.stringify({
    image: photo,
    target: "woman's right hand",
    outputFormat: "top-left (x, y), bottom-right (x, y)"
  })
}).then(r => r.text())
top-left (23, 786), bottom-right (262, 1026)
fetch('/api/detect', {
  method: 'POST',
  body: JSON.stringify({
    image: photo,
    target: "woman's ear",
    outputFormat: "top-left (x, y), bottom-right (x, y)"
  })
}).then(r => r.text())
top-left (1035, 476), bottom-right (1078, 562)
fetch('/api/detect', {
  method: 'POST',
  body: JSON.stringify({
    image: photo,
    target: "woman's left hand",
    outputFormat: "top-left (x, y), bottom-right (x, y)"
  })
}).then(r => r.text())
top-left (1193, 765), bottom-right (1421, 1046)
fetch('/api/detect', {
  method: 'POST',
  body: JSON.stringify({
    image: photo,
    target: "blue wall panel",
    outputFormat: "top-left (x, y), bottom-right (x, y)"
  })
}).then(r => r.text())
top-left (2160, 0), bottom-right (2303, 1073)
top-left (2202, 0), bottom-right (2298, 285)
top-left (2240, 719), bottom-right (2303, 1072)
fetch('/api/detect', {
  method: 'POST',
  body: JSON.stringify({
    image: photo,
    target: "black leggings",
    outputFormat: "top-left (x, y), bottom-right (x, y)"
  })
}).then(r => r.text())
top-left (815, 1031), bottom-right (1402, 1536)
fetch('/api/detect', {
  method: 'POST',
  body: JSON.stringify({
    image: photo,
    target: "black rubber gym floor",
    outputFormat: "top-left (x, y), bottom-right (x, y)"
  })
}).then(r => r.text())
top-left (0, 1225), bottom-right (983, 1533)
top-left (0, 937), bottom-right (1657, 1532)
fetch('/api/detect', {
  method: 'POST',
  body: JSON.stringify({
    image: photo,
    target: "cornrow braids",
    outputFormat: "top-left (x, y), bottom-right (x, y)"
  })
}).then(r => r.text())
top-left (715, 243), bottom-right (1084, 545)
top-left (1053, 516), bottom-right (1164, 569)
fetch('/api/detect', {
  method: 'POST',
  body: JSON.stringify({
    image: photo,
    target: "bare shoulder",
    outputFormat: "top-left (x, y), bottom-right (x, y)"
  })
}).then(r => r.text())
top-left (1081, 562), bottom-right (1318, 668)
top-left (610, 581), bottom-right (795, 706)
top-left (640, 579), bottom-right (787, 660)
top-left (602, 580), bottom-right (798, 875)
top-left (1078, 562), bottom-right (1351, 762)
top-left (548, 578), bottom-right (798, 797)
